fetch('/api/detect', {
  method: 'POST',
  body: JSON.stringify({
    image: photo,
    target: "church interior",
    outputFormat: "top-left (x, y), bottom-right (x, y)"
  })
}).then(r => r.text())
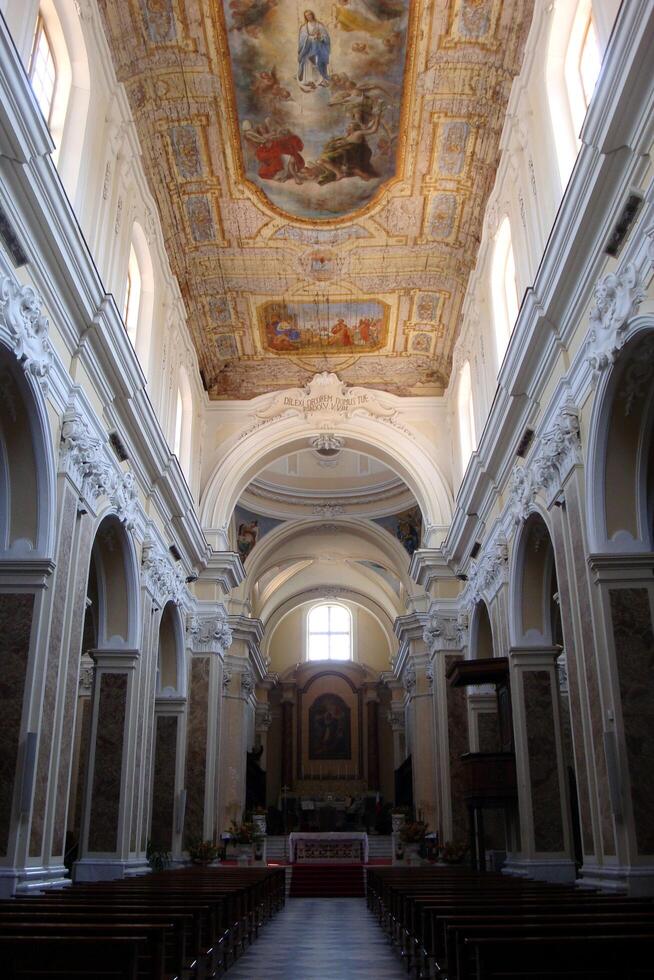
top-left (0, 0), bottom-right (653, 976)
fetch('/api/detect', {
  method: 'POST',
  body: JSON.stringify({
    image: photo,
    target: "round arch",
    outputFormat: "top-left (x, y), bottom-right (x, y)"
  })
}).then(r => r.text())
top-left (0, 341), bottom-right (56, 558)
top-left (156, 601), bottom-right (186, 697)
top-left (88, 512), bottom-right (140, 649)
top-left (200, 418), bottom-right (453, 548)
top-left (509, 508), bottom-right (559, 647)
top-left (468, 599), bottom-right (496, 660)
top-left (586, 318), bottom-right (654, 553)
top-left (128, 221), bottom-right (156, 371)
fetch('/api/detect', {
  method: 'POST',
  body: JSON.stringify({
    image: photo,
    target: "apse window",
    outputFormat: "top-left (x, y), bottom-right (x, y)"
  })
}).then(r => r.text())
top-left (307, 603), bottom-right (352, 661)
top-left (28, 15), bottom-right (57, 126)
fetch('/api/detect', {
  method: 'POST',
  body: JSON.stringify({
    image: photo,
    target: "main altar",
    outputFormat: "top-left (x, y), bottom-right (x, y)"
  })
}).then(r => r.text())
top-left (288, 832), bottom-right (369, 864)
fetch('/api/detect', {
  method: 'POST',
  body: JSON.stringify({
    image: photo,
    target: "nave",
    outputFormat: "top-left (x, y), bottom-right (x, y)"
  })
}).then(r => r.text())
top-left (223, 897), bottom-right (404, 980)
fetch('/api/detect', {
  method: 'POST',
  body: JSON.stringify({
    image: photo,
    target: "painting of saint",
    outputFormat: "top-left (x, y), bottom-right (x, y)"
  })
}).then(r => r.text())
top-left (258, 299), bottom-right (388, 354)
top-left (309, 694), bottom-right (351, 760)
top-left (298, 10), bottom-right (331, 91)
top-left (220, 0), bottom-right (411, 219)
top-left (237, 519), bottom-right (259, 560)
top-left (395, 506), bottom-right (422, 555)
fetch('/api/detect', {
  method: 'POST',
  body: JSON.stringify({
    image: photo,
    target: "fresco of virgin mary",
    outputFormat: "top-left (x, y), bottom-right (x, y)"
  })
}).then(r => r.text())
top-left (298, 10), bottom-right (331, 91)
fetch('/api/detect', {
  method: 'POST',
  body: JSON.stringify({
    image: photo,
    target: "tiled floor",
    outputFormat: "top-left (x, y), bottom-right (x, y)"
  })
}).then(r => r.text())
top-left (224, 897), bottom-right (404, 979)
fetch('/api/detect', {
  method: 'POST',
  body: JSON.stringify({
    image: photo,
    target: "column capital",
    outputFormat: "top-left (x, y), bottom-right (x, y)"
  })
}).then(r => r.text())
top-left (90, 647), bottom-right (139, 668)
top-left (509, 645), bottom-right (562, 667)
top-left (186, 612), bottom-right (232, 656)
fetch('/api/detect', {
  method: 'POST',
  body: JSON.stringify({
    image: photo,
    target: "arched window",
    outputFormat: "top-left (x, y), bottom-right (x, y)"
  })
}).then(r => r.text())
top-left (123, 244), bottom-right (142, 346)
top-left (457, 360), bottom-right (476, 471)
top-left (173, 389), bottom-right (183, 459)
top-left (28, 14), bottom-right (57, 126)
top-left (565, 1), bottom-right (601, 138)
top-left (491, 216), bottom-right (519, 365)
top-left (307, 603), bottom-right (352, 661)
top-left (173, 366), bottom-right (193, 481)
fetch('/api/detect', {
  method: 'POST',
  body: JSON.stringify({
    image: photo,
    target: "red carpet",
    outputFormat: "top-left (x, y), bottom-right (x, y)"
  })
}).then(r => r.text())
top-left (289, 864), bottom-right (365, 897)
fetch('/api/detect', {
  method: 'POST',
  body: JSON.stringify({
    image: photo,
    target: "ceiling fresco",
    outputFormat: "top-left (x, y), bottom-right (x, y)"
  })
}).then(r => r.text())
top-left (98, 0), bottom-right (534, 398)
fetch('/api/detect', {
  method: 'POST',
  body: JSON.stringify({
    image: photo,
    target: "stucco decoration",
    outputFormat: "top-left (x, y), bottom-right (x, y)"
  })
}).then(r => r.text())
top-left (187, 614), bottom-right (233, 654)
top-left (97, 0), bottom-right (534, 398)
top-left (466, 535), bottom-right (508, 605)
top-left (60, 413), bottom-right (139, 529)
top-left (586, 263), bottom-right (645, 377)
top-left (0, 276), bottom-right (53, 390)
top-left (142, 540), bottom-right (186, 606)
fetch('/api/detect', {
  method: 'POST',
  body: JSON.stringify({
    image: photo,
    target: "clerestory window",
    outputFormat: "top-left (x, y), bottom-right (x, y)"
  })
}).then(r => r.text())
top-left (28, 15), bottom-right (57, 127)
top-left (307, 603), bottom-right (352, 661)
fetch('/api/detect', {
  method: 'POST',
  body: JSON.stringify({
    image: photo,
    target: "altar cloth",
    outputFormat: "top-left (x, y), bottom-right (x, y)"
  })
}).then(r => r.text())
top-left (288, 832), bottom-right (369, 863)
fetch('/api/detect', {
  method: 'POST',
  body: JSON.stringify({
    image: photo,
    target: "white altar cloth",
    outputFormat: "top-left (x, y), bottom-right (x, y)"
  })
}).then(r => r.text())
top-left (288, 832), bottom-right (369, 863)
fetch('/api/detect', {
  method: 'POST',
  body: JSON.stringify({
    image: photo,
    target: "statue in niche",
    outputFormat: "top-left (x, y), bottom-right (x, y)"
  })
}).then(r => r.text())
top-left (309, 693), bottom-right (351, 760)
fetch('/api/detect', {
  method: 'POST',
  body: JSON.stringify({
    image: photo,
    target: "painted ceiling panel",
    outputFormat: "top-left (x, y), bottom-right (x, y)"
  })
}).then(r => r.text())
top-left (98, 0), bottom-right (534, 398)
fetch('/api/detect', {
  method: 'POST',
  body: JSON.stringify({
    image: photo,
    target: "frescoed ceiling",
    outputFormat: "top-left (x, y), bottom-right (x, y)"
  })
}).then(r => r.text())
top-left (98, 0), bottom-right (534, 398)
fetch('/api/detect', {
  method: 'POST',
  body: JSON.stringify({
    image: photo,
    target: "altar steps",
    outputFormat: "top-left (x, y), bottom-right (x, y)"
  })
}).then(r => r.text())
top-left (289, 864), bottom-right (365, 898)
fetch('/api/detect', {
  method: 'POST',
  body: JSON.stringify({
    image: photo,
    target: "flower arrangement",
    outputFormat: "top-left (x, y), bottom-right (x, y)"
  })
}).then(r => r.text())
top-left (399, 820), bottom-right (429, 843)
top-left (146, 839), bottom-right (171, 872)
top-left (187, 838), bottom-right (220, 864)
top-left (228, 820), bottom-right (263, 844)
top-left (439, 839), bottom-right (469, 864)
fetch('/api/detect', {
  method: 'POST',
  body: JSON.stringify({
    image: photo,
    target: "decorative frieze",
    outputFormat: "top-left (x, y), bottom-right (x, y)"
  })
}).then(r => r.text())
top-left (403, 663), bottom-right (416, 694)
top-left (142, 540), bottom-right (186, 607)
top-left (0, 276), bottom-right (53, 390)
top-left (586, 263), bottom-right (645, 377)
top-left (60, 413), bottom-right (139, 528)
top-left (186, 614), bottom-right (233, 655)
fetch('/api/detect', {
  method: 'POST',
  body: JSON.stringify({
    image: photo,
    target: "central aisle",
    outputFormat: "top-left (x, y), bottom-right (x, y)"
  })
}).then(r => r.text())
top-left (225, 897), bottom-right (404, 979)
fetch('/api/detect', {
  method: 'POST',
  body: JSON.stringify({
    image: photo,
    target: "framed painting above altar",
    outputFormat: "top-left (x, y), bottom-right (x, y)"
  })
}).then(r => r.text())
top-left (309, 694), bottom-right (351, 760)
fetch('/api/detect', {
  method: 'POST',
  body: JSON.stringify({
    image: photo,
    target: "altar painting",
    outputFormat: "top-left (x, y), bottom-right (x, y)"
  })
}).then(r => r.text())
top-left (259, 299), bottom-right (388, 354)
top-left (220, 1), bottom-right (411, 219)
top-left (309, 694), bottom-right (351, 760)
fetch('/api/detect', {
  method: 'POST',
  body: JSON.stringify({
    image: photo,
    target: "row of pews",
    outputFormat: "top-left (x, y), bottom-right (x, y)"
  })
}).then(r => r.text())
top-left (367, 866), bottom-right (654, 979)
top-left (0, 865), bottom-right (285, 979)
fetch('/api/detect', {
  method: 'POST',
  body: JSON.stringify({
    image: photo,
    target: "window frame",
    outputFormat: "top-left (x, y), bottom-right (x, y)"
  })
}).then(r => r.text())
top-left (306, 602), bottom-right (353, 662)
top-left (28, 13), bottom-right (58, 127)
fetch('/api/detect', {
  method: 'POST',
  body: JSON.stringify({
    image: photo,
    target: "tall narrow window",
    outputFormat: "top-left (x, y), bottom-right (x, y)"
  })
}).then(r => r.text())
top-left (123, 245), bottom-right (141, 345)
top-left (579, 15), bottom-right (601, 109)
top-left (307, 603), bottom-right (352, 661)
top-left (457, 360), bottom-right (476, 471)
top-left (491, 216), bottom-right (519, 365)
top-left (173, 389), bottom-right (183, 459)
top-left (565, 2), bottom-right (602, 138)
top-left (28, 15), bottom-right (57, 126)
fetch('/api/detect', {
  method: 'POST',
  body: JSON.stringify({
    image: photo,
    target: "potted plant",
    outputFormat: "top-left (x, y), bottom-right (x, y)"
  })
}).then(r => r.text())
top-left (146, 839), bottom-right (171, 872)
top-left (228, 820), bottom-right (263, 865)
top-left (187, 838), bottom-right (220, 865)
top-left (439, 838), bottom-right (469, 865)
top-left (399, 820), bottom-right (429, 865)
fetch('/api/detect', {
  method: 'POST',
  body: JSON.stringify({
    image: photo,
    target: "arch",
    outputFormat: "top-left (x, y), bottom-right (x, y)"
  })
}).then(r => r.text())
top-left (509, 510), bottom-right (559, 647)
top-left (200, 418), bottom-right (453, 549)
top-left (173, 365), bottom-right (194, 482)
top-left (87, 513), bottom-right (140, 649)
top-left (546, 0), bottom-right (602, 190)
top-left (0, 341), bottom-right (56, 558)
top-left (123, 222), bottom-right (155, 370)
top-left (491, 215), bottom-right (519, 367)
top-left (457, 359), bottom-right (476, 474)
top-left (156, 601), bottom-right (186, 697)
top-left (587, 320), bottom-right (654, 553)
top-left (469, 600), bottom-right (495, 660)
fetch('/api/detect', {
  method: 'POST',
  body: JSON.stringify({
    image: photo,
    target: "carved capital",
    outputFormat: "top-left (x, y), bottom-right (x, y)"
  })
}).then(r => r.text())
top-left (467, 535), bottom-right (508, 605)
top-left (255, 703), bottom-right (272, 732)
top-left (142, 540), bottom-right (185, 606)
top-left (186, 613), bottom-right (233, 655)
top-left (531, 404), bottom-right (581, 504)
top-left (0, 276), bottom-right (53, 390)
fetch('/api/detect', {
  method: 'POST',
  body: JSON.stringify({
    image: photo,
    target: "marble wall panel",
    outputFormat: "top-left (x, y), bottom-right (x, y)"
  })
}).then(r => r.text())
top-left (551, 507), bottom-right (594, 855)
top-left (29, 488), bottom-right (76, 856)
top-left (150, 715), bottom-right (178, 851)
top-left (523, 670), bottom-right (564, 853)
top-left (445, 654), bottom-right (469, 838)
top-left (71, 696), bottom-right (92, 846)
top-left (478, 711), bottom-right (500, 753)
top-left (566, 480), bottom-right (615, 854)
top-left (52, 516), bottom-right (94, 857)
top-left (184, 656), bottom-right (209, 846)
top-left (610, 587), bottom-right (654, 855)
top-left (88, 673), bottom-right (127, 853)
top-left (0, 593), bottom-right (34, 857)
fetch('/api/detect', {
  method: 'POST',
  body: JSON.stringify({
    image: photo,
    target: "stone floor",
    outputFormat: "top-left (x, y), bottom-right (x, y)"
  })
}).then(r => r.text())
top-left (224, 897), bottom-right (404, 979)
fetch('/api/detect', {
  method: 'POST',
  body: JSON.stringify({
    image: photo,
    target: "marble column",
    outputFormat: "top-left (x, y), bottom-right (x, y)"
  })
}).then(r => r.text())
top-left (588, 555), bottom-right (654, 895)
top-left (74, 648), bottom-right (141, 881)
top-left (365, 688), bottom-right (380, 791)
top-left (508, 646), bottom-right (575, 882)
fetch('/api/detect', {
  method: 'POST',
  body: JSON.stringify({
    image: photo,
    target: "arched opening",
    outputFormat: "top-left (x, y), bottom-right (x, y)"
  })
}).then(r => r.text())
top-left (173, 365), bottom-right (194, 483)
top-left (471, 600), bottom-right (495, 660)
top-left (457, 360), bottom-right (476, 476)
top-left (150, 603), bottom-right (185, 859)
top-left (491, 216), bottom-right (519, 367)
top-left (307, 602), bottom-right (353, 662)
top-left (123, 223), bottom-right (155, 371)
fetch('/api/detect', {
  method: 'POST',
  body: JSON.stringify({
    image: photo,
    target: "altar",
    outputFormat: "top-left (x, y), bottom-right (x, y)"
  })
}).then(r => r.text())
top-left (288, 832), bottom-right (369, 864)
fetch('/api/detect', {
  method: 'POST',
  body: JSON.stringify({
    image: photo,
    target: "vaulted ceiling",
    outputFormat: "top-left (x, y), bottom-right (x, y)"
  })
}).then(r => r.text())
top-left (98, 0), bottom-right (534, 399)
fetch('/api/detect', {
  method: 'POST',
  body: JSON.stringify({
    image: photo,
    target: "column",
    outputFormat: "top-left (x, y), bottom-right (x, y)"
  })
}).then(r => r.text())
top-left (150, 696), bottom-right (185, 860)
top-left (386, 679), bottom-right (406, 772)
top-left (74, 648), bottom-right (141, 881)
top-left (365, 688), bottom-right (380, 790)
top-left (508, 646), bottom-right (576, 882)
top-left (280, 686), bottom-right (295, 791)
